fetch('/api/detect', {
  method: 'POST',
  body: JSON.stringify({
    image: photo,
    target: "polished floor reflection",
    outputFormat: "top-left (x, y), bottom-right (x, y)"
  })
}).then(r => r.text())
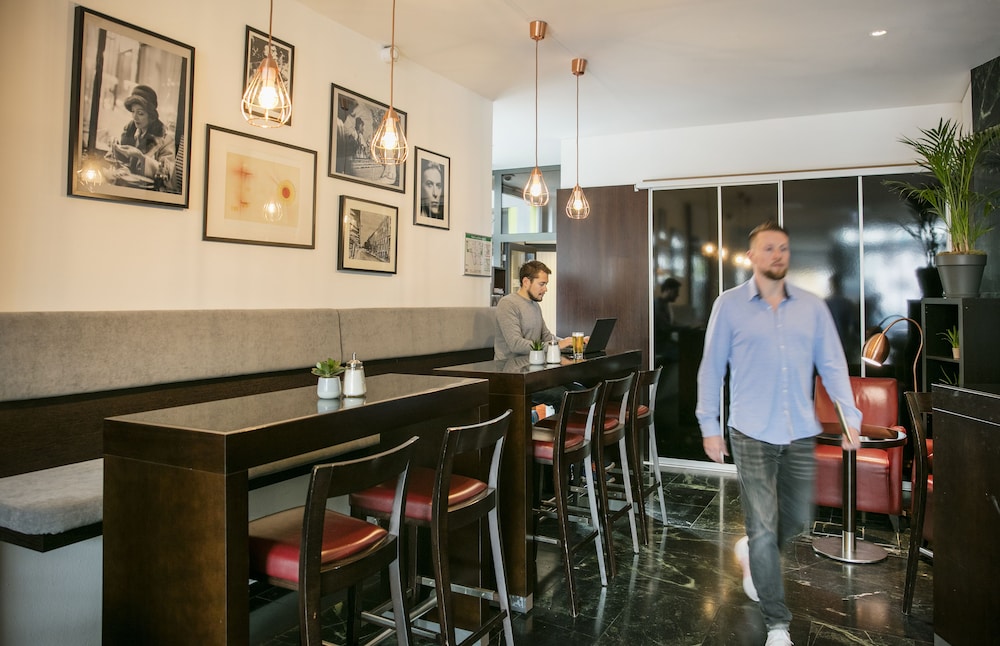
top-left (253, 466), bottom-right (934, 645)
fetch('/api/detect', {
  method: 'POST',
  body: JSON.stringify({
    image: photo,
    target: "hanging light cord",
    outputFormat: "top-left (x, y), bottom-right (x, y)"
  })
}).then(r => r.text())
top-left (389, 0), bottom-right (397, 109)
top-left (266, 0), bottom-right (274, 51)
top-left (533, 36), bottom-right (539, 168)
top-left (575, 69), bottom-right (580, 182)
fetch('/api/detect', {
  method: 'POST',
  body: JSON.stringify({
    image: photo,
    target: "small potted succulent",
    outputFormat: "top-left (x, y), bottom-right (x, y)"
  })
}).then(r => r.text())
top-left (528, 339), bottom-right (546, 365)
top-left (938, 326), bottom-right (960, 359)
top-left (312, 358), bottom-right (345, 399)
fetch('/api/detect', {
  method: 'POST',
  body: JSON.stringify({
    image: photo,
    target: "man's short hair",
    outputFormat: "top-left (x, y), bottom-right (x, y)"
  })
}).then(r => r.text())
top-left (519, 260), bottom-right (552, 283)
top-left (748, 220), bottom-right (788, 245)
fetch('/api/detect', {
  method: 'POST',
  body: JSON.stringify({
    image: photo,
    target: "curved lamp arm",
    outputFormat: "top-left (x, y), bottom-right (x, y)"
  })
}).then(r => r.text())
top-left (862, 316), bottom-right (925, 392)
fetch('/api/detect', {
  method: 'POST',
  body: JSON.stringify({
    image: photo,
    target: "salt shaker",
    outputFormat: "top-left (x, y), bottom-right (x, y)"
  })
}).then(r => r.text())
top-left (546, 339), bottom-right (562, 363)
top-left (342, 353), bottom-right (367, 397)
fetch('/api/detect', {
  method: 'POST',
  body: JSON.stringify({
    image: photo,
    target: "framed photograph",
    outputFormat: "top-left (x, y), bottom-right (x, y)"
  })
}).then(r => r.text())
top-left (338, 196), bottom-right (398, 274)
top-left (329, 84), bottom-right (407, 193)
top-left (203, 125), bottom-right (317, 249)
top-left (413, 147), bottom-right (450, 229)
top-left (68, 6), bottom-right (194, 207)
top-left (243, 26), bottom-right (294, 125)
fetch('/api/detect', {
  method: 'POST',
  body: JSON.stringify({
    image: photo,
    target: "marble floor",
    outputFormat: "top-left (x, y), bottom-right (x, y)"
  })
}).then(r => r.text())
top-left (251, 465), bottom-right (935, 645)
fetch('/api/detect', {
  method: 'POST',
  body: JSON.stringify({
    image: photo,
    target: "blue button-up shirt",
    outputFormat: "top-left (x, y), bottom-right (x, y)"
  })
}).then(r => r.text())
top-left (696, 279), bottom-right (862, 444)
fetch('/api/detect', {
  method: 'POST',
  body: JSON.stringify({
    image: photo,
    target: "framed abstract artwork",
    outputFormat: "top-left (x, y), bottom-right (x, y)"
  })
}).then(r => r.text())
top-left (68, 6), bottom-right (195, 207)
top-left (203, 125), bottom-right (316, 249)
top-left (338, 195), bottom-right (398, 274)
top-left (329, 84), bottom-right (407, 193)
top-left (413, 147), bottom-right (450, 230)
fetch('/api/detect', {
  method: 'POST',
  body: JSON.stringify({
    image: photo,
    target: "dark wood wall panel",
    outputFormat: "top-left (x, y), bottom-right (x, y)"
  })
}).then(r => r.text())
top-left (555, 184), bottom-right (650, 367)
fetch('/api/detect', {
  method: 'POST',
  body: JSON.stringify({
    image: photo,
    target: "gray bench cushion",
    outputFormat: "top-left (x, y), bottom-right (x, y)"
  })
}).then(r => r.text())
top-left (0, 459), bottom-right (103, 535)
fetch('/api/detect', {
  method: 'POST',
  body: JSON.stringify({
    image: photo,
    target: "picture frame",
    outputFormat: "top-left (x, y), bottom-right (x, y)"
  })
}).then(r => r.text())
top-left (413, 147), bottom-right (450, 230)
top-left (338, 195), bottom-right (399, 274)
top-left (329, 84), bottom-right (407, 193)
top-left (243, 25), bottom-right (294, 126)
top-left (68, 6), bottom-right (194, 207)
top-left (203, 125), bottom-right (317, 249)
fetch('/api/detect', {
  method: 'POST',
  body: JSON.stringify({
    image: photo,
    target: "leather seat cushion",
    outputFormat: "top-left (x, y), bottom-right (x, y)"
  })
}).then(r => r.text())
top-left (249, 507), bottom-right (387, 583)
top-left (534, 412), bottom-right (619, 434)
top-left (531, 431), bottom-right (586, 462)
top-left (349, 467), bottom-right (487, 523)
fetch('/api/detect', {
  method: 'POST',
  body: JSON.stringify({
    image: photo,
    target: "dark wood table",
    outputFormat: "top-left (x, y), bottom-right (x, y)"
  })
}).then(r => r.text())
top-left (102, 373), bottom-right (488, 645)
top-left (435, 350), bottom-right (642, 612)
top-left (812, 423), bottom-right (905, 563)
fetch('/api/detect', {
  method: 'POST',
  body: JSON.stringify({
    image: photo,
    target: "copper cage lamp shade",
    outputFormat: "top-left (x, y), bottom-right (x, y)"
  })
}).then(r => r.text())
top-left (242, 0), bottom-right (292, 128)
top-left (565, 57), bottom-right (590, 219)
top-left (371, 0), bottom-right (408, 164)
top-left (862, 316), bottom-right (924, 391)
top-left (522, 20), bottom-right (549, 206)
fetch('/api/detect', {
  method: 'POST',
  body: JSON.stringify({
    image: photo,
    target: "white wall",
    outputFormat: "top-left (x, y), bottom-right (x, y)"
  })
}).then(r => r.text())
top-left (0, 0), bottom-right (494, 312)
top-left (564, 101), bottom-right (969, 188)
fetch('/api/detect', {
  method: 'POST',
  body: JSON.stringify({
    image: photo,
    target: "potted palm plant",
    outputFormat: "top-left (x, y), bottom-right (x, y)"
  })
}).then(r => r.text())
top-left (886, 118), bottom-right (1000, 297)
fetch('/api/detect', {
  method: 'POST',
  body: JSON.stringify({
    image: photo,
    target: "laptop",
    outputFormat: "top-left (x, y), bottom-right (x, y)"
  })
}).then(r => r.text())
top-left (562, 317), bottom-right (617, 357)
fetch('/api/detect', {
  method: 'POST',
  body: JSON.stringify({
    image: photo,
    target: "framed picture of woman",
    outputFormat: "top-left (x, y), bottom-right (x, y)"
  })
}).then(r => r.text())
top-left (413, 147), bottom-right (450, 230)
top-left (67, 6), bottom-right (194, 207)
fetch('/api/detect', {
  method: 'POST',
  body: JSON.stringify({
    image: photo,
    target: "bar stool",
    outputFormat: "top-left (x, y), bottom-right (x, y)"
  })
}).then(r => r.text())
top-left (534, 373), bottom-right (640, 577)
top-left (624, 367), bottom-right (667, 540)
top-left (903, 391), bottom-right (934, 615)
top-left (349, 411), bottom-right (514, 646)
top-left (248, 436), bottom-right (418, 646)
top-left (530, 383), bottom-right (607, 617)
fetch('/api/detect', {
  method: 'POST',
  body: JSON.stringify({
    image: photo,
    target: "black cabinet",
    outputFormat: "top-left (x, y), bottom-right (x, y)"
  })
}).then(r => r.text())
top-left (921, 298), bottom-right (1000, 390)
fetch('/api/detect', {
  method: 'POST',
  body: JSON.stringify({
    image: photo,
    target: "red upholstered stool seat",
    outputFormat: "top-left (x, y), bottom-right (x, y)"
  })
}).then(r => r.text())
top-left (249, 507), bottom-right (388, 583)
top-left (349, 467), bottom-right (487, 522)
top-left (531, 430), bottom-right (586, 461)
top-left (534, 411), bottom-right (621, 436)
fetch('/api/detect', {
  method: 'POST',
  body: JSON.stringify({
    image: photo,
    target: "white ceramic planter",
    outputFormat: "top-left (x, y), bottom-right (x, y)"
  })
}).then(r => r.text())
top-left (316, 376), bottom-right (342, 399)
top-left (528, 349), bottom-right (545, 365)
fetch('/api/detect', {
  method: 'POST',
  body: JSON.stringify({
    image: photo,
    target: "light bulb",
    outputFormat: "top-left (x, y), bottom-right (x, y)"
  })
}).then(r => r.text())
top-left (258, 85), bottom-right (279, 110)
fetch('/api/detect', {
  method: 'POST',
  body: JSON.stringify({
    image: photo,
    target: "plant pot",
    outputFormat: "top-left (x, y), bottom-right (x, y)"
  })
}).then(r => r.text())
top-left (936, 253), bottom-right (987, 298)
top-left (915, 266), bottom-right (943, 299)
top-left (316, 376), bottom-right (342, 399)
top-left (952, 347), bottom-right (960, 360)
top-left (528, 350), bottom-right (545, 365)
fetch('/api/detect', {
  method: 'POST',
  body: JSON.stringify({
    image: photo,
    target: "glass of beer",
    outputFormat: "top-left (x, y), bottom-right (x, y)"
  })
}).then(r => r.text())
top-left (571, 332), bottom-right (585, 359)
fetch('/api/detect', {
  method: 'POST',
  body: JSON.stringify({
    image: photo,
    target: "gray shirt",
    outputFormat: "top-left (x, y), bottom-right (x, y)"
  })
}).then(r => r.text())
top-left (493, 292), bottom-right (556, 359)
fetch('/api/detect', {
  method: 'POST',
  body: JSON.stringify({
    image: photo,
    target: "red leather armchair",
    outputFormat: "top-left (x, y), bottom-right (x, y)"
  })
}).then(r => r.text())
top-left (814, 376), bottom-right (907, 523)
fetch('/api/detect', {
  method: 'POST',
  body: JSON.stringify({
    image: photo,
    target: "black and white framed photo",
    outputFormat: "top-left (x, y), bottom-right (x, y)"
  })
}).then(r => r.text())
top-left (203, 125), bottom-right (316, 249)
top-left (413, 147), bottom-right (450, 230)
top-left (68, 6), bottom-right (194, 207)
top-left (243, 26), bottom-right (294, 125)
top-left (338, 195), bottom-right (399, 274)
top-left (329, 84), bottom-right (407, 193)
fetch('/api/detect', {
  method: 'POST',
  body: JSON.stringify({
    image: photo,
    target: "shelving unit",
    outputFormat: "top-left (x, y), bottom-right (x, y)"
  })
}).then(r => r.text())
top-left (921, 298), bottom-right (1000, 390)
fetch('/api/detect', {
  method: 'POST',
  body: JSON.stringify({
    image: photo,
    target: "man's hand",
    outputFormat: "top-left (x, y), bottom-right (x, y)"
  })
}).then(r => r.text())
top-left (841, 427), bottom-right (861, 451)
top-left (557, 337), bottom-right (573, 350)
top-left (703, 435), bottom-right (728, 464)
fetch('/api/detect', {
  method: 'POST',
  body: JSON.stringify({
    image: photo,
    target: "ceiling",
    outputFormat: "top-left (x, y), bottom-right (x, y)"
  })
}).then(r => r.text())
top-left (301, 0), bottom-right (1000, 171)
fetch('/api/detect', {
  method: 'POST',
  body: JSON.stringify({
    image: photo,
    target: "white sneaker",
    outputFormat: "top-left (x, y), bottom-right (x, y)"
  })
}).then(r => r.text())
top-left (734, 536), bottom-right (759, 602)
top-left (764, 628), bottom-right (792, 646)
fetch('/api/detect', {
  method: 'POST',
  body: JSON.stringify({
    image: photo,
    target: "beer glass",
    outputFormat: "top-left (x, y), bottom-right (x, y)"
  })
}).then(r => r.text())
top-left (571, 332), bottom-right (585, 359)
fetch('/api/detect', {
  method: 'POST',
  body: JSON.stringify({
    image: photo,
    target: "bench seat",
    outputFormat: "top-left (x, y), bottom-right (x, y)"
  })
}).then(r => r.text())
top-left (0, 459), bottom-right (103, 552)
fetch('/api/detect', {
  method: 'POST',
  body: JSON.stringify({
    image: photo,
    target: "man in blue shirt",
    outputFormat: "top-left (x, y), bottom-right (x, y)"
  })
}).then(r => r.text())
top-left (696, 221), bottom-right (861, 646)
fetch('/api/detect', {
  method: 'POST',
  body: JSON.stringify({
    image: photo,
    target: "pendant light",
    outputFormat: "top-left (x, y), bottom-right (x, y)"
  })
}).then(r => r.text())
top-left (565, 58), bottom-right (590, 219)
top-left (371, 0), bottom-right (408, 164)
top-left (242, 0), bottom-right (292, 128)
top-left (523, 20), bottom-right (549, 206)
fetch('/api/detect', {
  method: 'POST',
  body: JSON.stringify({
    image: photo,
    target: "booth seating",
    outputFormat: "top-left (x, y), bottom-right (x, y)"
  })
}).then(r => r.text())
top-left (813, 376), bottom-right (907, 527)
top-left (0, 307), bottom-right (496, 553)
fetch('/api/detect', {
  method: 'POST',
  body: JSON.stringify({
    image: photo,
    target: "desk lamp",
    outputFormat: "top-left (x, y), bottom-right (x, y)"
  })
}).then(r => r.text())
top-left (862, 316), bottom-right (924, 392)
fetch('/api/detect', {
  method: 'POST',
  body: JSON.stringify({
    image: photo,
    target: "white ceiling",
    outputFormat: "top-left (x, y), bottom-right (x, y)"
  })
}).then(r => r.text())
top-left (301, 0), bottom-right (1000, 170)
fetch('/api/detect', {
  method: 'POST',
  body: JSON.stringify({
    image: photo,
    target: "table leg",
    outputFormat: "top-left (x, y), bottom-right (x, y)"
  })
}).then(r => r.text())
top-left (813, 447), bottom-right (888, 563)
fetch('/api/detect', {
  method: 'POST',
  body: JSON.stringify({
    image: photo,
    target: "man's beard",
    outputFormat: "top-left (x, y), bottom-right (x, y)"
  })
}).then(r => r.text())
top-left (529, 292), bottom-right (543, 302)
top-left (763, 267), bottom-right (787, 281)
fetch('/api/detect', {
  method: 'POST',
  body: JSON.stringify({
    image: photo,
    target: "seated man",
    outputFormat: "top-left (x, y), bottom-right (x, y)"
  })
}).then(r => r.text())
top-left (494, 260), bottom-right (577, 416)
